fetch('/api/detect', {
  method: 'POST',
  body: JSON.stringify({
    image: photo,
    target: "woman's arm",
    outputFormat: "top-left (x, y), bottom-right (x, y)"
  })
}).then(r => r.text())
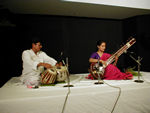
top-left (89, 58), bottom-right (106, 66)
top-left (89, 58), bottom-right (99, 63)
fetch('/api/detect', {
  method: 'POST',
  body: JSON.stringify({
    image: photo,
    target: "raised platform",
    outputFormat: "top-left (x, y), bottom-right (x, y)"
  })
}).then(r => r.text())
top-left (0, 72), bottom-right (150, 113)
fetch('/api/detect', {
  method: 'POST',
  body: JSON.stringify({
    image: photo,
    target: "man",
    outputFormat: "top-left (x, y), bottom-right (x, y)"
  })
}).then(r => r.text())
top-left (20, 38), bottom-right (58, 88)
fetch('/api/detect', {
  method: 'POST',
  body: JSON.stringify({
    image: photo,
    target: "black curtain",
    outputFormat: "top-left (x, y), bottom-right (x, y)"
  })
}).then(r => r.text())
top-left (1, 13), bottom-right (150, 87)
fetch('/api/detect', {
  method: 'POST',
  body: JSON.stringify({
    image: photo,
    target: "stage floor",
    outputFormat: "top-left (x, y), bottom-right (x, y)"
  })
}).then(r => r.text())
top-left (0, 72), bottom-right (150, 113)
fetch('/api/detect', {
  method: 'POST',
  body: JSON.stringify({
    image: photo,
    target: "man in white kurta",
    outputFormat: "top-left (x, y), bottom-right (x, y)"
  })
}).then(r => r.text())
top-left (20, 40), bottom-right (57, 88)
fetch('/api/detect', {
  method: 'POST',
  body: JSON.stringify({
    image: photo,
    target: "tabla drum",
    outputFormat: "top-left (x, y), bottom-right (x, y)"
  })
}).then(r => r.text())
top-left (40, 68), bottom-right (57, 84)
top-left (56, 66), bottom-right (67, 82)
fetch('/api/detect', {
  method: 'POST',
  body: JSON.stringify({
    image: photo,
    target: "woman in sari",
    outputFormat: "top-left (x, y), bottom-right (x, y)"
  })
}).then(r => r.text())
top-left (87, 40), bottom-right (133, 80)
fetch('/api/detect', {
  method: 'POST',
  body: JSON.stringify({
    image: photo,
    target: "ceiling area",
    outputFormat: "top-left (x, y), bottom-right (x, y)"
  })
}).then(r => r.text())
top-left (1, 0), bottom-right (150, 19)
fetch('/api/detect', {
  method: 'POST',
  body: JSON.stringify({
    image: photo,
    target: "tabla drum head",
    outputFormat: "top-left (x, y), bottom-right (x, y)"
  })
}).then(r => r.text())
top-left (56, 66), bottom-right (67, 82)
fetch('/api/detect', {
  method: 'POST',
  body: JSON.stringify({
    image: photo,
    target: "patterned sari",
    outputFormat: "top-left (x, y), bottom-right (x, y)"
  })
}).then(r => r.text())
top-left (87, 52), bottom-right (133, 80)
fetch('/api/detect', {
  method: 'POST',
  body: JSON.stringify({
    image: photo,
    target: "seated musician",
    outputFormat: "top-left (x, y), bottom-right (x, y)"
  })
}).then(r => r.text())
top-left (20, 37), bottom-right (61, 88)
top-left (87, 40), bottom-right (133, 80)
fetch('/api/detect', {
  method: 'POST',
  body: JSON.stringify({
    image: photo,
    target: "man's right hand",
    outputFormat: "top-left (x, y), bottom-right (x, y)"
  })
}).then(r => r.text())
top-left (43, 63), bottom-right (53, 69)
top-left (37, 63), bottom-right (53, 69)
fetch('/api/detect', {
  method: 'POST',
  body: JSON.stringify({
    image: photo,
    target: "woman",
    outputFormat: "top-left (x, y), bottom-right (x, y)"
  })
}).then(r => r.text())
top-left (87, 40), bottom-right (133, 80)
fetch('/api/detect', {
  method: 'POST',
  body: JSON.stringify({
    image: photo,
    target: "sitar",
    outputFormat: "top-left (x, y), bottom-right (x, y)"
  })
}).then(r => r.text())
top-left (90, 37), bottom-right (136, 79)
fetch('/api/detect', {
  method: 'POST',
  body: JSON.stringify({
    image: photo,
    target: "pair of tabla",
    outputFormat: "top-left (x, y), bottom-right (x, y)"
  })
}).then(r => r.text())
top-left (41, 66), bottom-right (67, 84)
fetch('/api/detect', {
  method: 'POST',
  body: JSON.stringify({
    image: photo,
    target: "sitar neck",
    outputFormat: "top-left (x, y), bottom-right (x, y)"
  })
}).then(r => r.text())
top-left (105, 38), bottom-right (136, 67)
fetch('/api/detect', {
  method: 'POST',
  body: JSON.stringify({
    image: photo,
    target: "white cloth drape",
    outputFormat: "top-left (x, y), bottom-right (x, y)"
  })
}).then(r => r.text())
top-left (1, 72), bottom-right (150, 113)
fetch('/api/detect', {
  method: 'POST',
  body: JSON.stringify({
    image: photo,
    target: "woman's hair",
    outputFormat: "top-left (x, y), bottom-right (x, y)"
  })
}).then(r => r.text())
top-left (96, 40), bottom-right (106, 46)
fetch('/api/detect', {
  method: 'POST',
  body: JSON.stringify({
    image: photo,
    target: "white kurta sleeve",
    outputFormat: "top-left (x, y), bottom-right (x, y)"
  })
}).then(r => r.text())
top-left (22, 51), bottom-right (40, 71)
top-left (42, 52), bottom-right (57, 66)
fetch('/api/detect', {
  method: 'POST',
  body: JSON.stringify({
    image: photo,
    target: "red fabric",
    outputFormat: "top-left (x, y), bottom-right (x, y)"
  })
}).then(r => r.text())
top-left (27, 85), bottom-right (33, 88)
top-left (87, 53), bottom-right (133, 80)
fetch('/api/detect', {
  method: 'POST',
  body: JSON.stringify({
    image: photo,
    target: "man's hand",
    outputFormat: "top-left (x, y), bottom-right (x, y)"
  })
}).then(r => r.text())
top-left (37, 63), bottom-right (53, 69)
top-left (55, 62), bottom-right (63, 67)
top-left (43, 63), bottom-right (53, 69)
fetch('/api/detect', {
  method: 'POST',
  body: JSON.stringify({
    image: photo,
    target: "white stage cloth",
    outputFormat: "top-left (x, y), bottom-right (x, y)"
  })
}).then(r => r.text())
top-left (0, 72), bottom-right (150, 113)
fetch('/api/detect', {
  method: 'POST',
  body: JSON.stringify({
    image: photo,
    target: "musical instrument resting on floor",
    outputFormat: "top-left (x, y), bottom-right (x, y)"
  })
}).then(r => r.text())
top-left (41, 68), bottom-right (57, 84)
top-left (90, 37), bottom-right (136, 79)
top-left (40, 66), bottom-right (67, 84)
top-left (56, 66), bottom-right (67, 82)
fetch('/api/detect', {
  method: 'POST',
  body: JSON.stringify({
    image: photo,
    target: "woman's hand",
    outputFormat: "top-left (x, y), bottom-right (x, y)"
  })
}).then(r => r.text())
top-left (113, 54), bottom-right (118, 66)
top-left (115, 55), bottom-right (118, 61)
top-left (100, 60), bottom-right (107, 66)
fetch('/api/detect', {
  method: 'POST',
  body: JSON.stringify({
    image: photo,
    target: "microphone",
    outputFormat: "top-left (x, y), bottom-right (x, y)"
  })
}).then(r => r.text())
top-left (63, 57), bottom-right (74, 87)
top-left (59, 51), bottom-right (64, 66)
top-left (60, 51), bottom-right (63, 56)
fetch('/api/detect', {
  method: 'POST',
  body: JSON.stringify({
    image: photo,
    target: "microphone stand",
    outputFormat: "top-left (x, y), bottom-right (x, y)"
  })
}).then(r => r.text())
top-left (94, 71), bottom-right (104, 84)
top-left (63, 57), bottom-right (74, 87)
top-left (127, 52), bottom-right (143, 83)
top-left (94, 58), bottom-right (104, 84)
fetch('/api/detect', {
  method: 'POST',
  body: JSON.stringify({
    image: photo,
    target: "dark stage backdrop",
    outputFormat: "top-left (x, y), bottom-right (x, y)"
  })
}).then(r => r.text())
top-left (1, 13), bottom-right (150, 87)
top-left (12, 15), bottom-right (123, 73)
top-left (61, 17), bottom-right (123, 73)
top-left (123, 14), bottom-right (150, 72)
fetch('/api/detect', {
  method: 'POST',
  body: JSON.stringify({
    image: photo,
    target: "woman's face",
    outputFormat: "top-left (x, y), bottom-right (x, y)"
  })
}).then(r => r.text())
top-left (97, 42), bottom-right (106, 52)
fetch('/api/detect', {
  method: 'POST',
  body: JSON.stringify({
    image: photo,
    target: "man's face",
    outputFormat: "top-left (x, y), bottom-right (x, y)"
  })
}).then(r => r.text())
top-left (32, 42), bottom-right (42, 52)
